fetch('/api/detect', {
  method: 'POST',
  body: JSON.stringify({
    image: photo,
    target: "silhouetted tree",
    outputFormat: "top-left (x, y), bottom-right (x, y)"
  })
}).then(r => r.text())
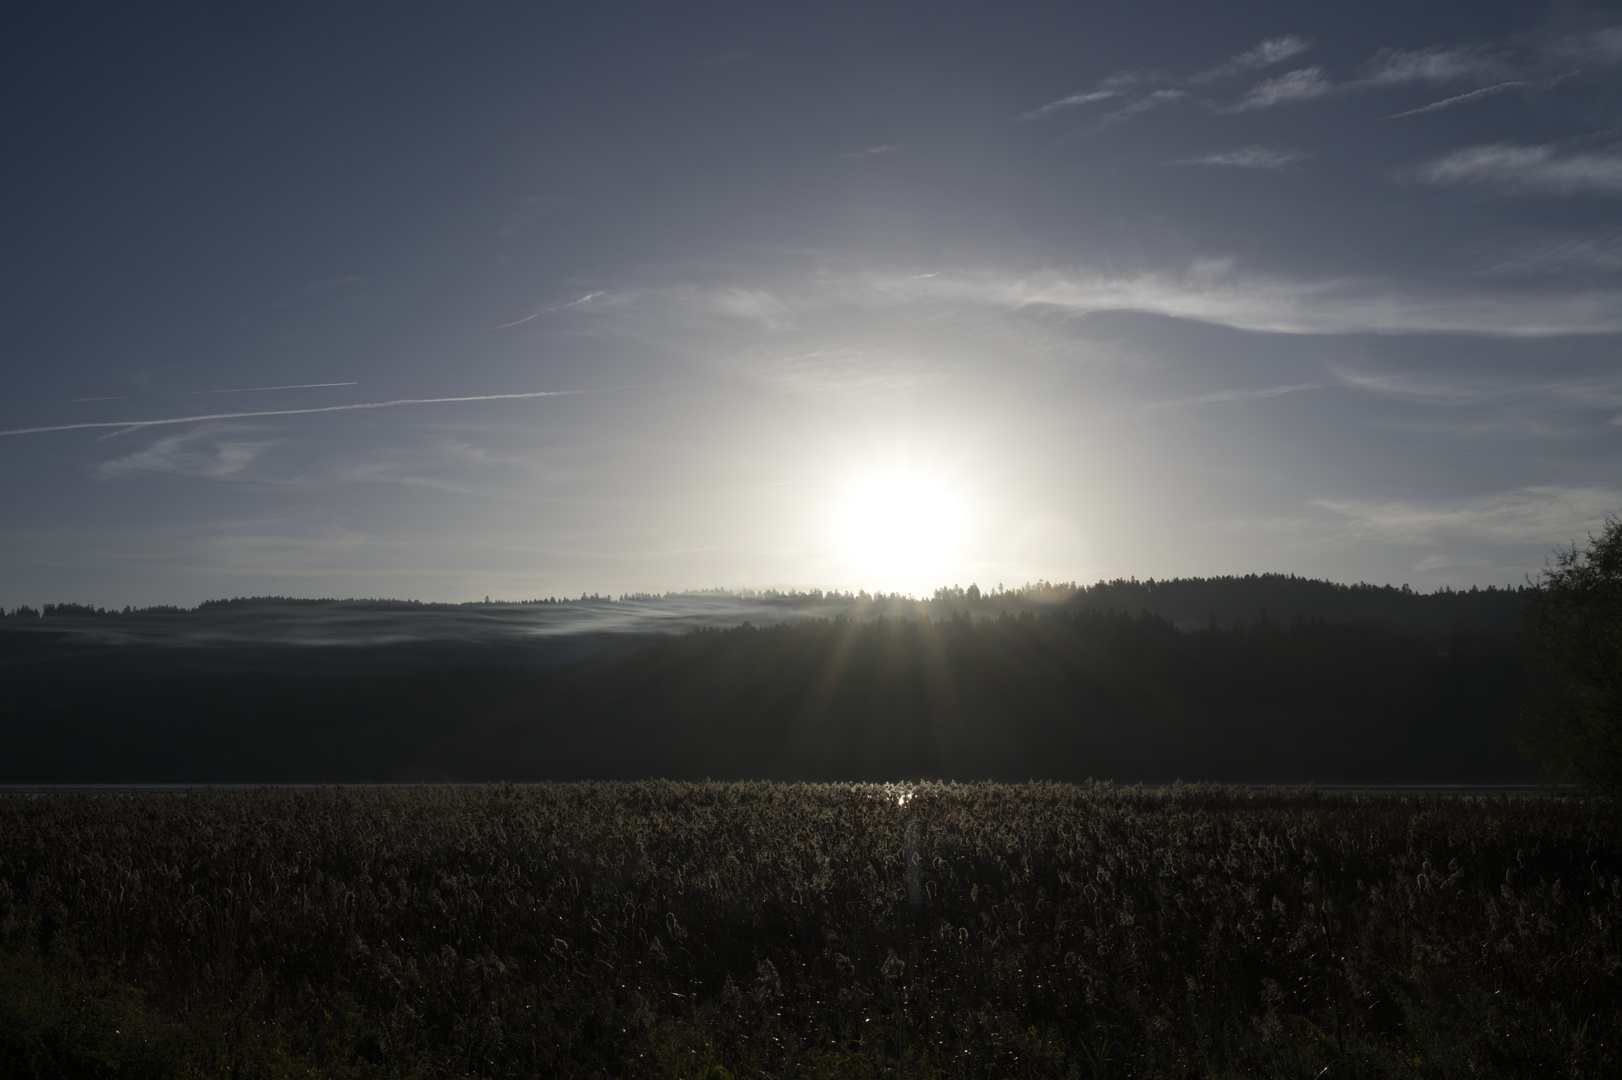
top-left (1516, 515), bottom-right (1622, 795)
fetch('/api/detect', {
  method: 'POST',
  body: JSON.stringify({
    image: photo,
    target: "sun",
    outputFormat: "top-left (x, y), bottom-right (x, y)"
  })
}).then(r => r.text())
top-left (836, 469), bottom-right (963, 585)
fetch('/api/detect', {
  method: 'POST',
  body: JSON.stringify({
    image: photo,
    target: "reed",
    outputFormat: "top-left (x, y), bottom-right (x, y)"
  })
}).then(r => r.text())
top-left (0, 782), bottom-right (1616, 1078)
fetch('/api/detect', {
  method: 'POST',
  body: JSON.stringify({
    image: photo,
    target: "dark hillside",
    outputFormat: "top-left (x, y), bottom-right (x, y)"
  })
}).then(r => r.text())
top-left (0, 610), bottom-right (1531, 784)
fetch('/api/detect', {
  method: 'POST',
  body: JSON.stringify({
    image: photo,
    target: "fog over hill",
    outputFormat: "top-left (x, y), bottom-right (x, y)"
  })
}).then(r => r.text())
top-left (1, 573), bottom-right (1527, 666)
top-left (0, 574), bottom-right (1538, 786)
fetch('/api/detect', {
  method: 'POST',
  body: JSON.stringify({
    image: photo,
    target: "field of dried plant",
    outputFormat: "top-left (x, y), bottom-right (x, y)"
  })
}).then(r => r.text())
top-left (1, 783), bottom-right (1617, 1078)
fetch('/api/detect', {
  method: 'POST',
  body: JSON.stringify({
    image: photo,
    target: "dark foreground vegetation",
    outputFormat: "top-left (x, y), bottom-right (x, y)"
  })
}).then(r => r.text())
top-left (2, 784), bottom-right (1616, 1079)
top-left (1, 607), bottom-right (1530, 783)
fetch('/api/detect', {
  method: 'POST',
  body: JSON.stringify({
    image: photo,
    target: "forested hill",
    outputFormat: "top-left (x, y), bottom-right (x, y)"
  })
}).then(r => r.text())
top-left (2, 574), bottom-right (1529, 657)
top-left (1055, 575), bottom-right (1528, 640)
top-left (0, 574), bottom-right (1538, 784)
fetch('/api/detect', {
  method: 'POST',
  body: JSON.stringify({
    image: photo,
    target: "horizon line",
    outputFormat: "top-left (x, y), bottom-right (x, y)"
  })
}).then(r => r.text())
top-left (1, 573), bottom-right (1531, 616)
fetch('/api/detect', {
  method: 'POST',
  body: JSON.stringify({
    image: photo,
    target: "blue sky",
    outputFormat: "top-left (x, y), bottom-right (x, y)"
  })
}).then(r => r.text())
top-left (3, 1), bottom-right (1621, 605)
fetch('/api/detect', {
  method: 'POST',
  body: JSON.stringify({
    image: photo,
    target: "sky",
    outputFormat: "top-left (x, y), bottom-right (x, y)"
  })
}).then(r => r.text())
top-left (3, 1), bottom-right (1621, 607)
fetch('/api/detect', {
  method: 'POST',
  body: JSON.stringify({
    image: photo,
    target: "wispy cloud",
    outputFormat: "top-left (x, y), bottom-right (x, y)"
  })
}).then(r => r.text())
top-left (1144, 382), bottom-right (1325, 408)
top-left (559, 260), bottom-right (1622, 403)
top-left (1165, 145), bottom-right (1306, 169)
top-left (180, 381), bottom-right (357, 396)
top-left (1191, 35), bottom-right (1312, 83)
top-left (707, 287), bottom-right (797, 328)
top-left (861, 262), bottom-right (1331, 333)
top-left (1018, 69), bottom-right (1189, 139)
top-left (1415, 143), bottom-right (1622, 195)
top-left (864, 261), bottom-right (1622, 336)
top-left (1324, 364), bottom-right (1622, 424)
top-left (1073, 89), bottom-right (1186, 137)
top-left (326, 436), bottom-right (578, 501)
top-left (1226, 67), bottom-right (1332, 111)
top-left (843, 144), bottom-right (901, 158)
top-left (1362, 44), bottom-right (1503, 85)
top-left (1564, 26), bottom-right (1622, 65)
top-left (1025, 35), bottom-right (1564, 128)
top-left (1474, 227), bottom-right (1622, 276)
top-left (97, 425), bottom-right (273, 481)
top-left (1316, 485), bottom-right (1621, 547)
top-left (1017, 71), bottom-right (1149, 121)
top-left (1210, 42), bottom-right (1522, 114)
top-left (1018, 88), bottom-right (1123, 121)
top-left (0, 390), bottom-right (593, 439)
top-left (1324, 366), bottom-right (1508, 404)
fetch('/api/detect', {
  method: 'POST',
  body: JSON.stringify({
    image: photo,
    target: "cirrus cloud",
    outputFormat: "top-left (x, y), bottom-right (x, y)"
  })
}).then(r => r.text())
top-left (1416, 143), bottom-right (1622, 195)
top-left (1225, 67), bottom-right (1332, 111)
top-left (1166, 145), bottom-right (1306, 169)
top-left (1191, 35), bottom-right (1313, 83)
top-left (97, 425), bottom-right (274, 482)
top-left (1362, 44), bottom-right (1503, 85)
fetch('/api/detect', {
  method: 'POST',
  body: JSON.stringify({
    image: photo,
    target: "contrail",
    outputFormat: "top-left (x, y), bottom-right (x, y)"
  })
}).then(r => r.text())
top-left (179, 381), bottom-right (359, 395)
top-left (1382, 81), bottom-right (1525, 119)
top-left (1381, 72), bottom-right (1580, 121)
top-left (492, 292), bottom-right (605, 329)
top-left (0, 390), bottom-right (590, 438)
top-left (492, 311), bottom-right (546, 329)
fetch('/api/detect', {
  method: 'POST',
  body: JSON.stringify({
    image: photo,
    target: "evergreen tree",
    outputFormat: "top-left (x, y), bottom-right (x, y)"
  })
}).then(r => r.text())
top-left (1515, 515), bottom-right (1622, 795)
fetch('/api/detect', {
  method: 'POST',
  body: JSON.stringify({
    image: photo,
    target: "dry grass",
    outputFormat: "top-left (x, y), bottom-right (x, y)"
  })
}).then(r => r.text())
top-left (1, 782), bottom-right (1617, 1078)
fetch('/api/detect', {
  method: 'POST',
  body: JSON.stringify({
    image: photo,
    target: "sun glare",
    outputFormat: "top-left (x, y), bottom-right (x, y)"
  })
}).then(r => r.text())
top-left (836, 469), bottom-right (964, 586)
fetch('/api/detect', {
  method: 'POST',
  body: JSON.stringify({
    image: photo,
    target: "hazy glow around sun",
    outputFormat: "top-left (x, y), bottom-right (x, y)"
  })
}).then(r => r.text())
top-left (835, 468), bottom-right (965, 587)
